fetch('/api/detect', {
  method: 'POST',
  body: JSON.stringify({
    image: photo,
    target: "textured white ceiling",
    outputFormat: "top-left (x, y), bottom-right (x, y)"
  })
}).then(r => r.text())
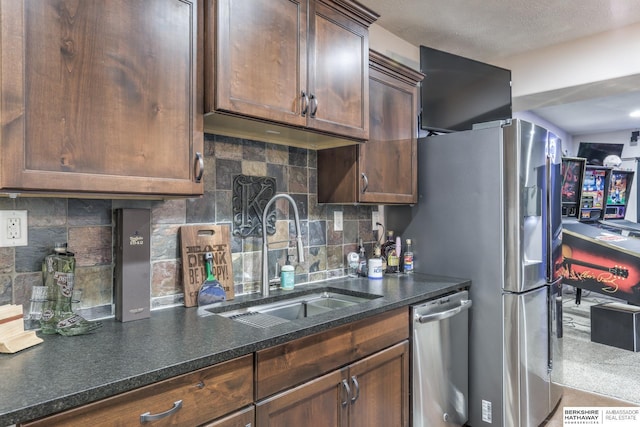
top-left (359, 0), bottom-right (640, 135)
top-left (361, 0), bottom-right (640, 62)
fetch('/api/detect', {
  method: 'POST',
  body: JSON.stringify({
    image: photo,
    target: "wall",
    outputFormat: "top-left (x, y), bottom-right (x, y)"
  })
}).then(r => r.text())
top-left (0, 134), bottom-right (379, 318)
top-left (497, 22), bottom-right (640, 108)
top-left (369, 24), bottom-right (419, 70)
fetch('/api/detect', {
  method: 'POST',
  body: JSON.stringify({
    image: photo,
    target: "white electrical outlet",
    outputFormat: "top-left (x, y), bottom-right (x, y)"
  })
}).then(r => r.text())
top-left (372, 211), bottom-right (380, 231)
top-left (0, 210), bottom-right (28, 247)
top-left (334, 211), bottom-right (343, 231)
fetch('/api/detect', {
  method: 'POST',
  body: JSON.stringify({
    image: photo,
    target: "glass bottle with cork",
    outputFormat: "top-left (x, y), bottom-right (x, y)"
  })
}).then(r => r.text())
top-left (40, 242), bottom-right (102, 336)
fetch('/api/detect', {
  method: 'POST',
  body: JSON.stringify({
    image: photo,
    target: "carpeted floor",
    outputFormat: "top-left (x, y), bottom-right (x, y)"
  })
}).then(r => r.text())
top-left (559, 286), bottom-right (640, 405)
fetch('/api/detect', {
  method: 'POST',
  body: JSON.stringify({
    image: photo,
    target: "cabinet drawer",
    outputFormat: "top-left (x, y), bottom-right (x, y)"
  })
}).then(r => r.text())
top-left (256, 308), bottom-right (408, 399)
top-left (22, 355), bottom-right (254, 427)
top-left (202, 405), bottom-right (255, 427)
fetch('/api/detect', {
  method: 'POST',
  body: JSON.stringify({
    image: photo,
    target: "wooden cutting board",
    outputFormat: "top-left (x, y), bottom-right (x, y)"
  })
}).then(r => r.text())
top-left (180, 224), bottom-right (234, 307)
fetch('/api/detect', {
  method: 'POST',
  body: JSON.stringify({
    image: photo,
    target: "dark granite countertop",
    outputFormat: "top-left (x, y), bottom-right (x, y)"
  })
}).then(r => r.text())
top-left (0, 273), bottom-right (469, 426)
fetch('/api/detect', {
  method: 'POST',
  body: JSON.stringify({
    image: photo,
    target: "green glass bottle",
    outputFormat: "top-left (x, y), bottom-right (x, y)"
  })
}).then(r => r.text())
top-left (197, 252), bottom-right (227, 306)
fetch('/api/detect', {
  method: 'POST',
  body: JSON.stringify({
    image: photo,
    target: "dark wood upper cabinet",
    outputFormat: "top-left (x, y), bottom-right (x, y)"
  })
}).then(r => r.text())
top-left (0, 0), bottom-right (203, 197)
top-left (204, 0), bottom-right (378, 149)
top-left (317, 50), bottom-right (424, 204)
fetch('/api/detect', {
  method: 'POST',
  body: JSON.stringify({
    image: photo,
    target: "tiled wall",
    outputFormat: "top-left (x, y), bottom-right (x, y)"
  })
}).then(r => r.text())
top-left (0, 134), bottom-right (379, 315)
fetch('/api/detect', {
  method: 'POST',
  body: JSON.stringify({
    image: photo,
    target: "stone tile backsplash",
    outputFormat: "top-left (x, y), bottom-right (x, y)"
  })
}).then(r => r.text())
top-left (0, 134), bottom-right (378, 317)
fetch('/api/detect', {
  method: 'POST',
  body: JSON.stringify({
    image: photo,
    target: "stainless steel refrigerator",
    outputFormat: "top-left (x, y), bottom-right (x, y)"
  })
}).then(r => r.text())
top-left (387, 119), bottom-right (563, 426)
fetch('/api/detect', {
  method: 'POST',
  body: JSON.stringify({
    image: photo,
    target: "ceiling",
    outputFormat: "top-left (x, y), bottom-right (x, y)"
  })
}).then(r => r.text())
top-left (358, 0), bottom-right (640, 136)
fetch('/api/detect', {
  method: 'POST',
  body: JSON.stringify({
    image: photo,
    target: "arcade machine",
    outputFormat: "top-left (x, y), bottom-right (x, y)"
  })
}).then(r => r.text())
top-left (578, 165), bottom-right (611, 222)
top-left (561, 157), bottom-right (586, 219)
top-left (599, 169), bottom-right (640, 235)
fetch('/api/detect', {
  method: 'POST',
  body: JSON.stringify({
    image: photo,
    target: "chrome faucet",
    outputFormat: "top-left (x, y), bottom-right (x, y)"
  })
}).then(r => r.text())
top-left (262, 194), bottom-right (305, 296)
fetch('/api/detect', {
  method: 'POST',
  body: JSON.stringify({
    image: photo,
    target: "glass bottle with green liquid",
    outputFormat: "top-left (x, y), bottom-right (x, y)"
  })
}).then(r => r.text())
top-left (40, 242), bottom-right (102, 336)
top-left (197, 252), bottom-right (227, 306)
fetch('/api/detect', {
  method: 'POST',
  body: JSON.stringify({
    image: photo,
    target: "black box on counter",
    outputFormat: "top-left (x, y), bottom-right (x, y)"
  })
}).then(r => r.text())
top-left (590, 302), bottom-right (640, 352)
top-left (115, 208), bottom-right (151, 322)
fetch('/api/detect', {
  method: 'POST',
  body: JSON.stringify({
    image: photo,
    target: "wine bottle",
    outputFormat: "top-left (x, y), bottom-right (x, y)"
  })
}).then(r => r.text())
top-left (197, 252), bottom-right (227, 306)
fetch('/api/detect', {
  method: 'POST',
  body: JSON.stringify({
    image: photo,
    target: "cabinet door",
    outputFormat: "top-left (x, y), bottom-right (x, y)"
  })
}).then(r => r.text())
top-left (0, 0), bottom-right (203, 196)
top-left (317, 51), bottom-right (422, 204)
top-left (348, 341), bottom-right (410, 427)
top-left (308, 1), bottom-right (369, 140)
top-left (358, 65), bottom-right (418, 204)
top-left (212, 0), bottom-right (307, 127)
top-left (255, 370), bottom-right (346, 427)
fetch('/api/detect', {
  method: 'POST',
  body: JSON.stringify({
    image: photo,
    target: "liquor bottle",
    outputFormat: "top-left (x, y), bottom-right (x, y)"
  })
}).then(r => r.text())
top-left (356, 239), bottom-right (368, 277)
top-left (197, 252), bottom-right (227, 305)
top-left (384, 231), bottom-right (399, 273)
top-left (395, 236), bottom-right (402, 273)
top-left (380, 231), bottom-right (393, 272)
top-left (40, 243), bottom-right (102, 336)
top-left (403, 239), bottom-right (414, 274)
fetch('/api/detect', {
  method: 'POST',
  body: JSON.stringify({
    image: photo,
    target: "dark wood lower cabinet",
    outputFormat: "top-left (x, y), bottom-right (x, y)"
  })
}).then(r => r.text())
top-left (349, 341), bottom-right (409, 427)
top-left (256, 370), bottom-right (345, 427)
top-left (256, 341), bottom-right (409, 427)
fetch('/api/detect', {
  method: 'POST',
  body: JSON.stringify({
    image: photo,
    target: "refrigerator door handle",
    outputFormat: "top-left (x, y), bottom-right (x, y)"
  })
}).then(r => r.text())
top-left (416, 299), bottom-right (472, 323)
top-left (548, 278), bottom-right (563, 373)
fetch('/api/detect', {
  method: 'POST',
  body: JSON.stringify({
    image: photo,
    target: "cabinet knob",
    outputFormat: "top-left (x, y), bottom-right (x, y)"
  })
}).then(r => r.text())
top-left (194, 152), bottom-right (204, 183)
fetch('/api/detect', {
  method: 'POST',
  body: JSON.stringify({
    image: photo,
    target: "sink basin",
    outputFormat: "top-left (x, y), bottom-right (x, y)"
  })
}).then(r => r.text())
top-left (207, 289), bottom-right (380, 328)
top-left (258, 301), bottom-right (331, 320)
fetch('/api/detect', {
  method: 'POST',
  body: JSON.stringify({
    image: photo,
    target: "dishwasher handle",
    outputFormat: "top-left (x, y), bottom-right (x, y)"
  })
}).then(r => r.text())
top-left (416, 299), bottom-right (472, 324)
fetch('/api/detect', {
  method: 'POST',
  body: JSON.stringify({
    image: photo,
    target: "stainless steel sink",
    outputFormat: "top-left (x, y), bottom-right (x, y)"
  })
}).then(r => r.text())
top-left (258, 301), bottom-right (330, 320)
top-left (206, 290), bottom-right (379, 328)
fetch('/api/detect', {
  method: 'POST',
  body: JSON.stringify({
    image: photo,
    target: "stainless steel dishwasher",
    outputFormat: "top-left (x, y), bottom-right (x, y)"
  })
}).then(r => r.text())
top-left (412, 290), bottom-right (471, 427)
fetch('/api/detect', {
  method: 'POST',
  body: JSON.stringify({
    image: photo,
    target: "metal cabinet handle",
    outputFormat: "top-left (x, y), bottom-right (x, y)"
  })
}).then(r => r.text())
top-left (350, 376), bottom-right (360, 403)
top-left (194, 152), bottom-right (204, 183)
top-left (340, 379), bottom-right (351, 407)
top-left (301, 91), bottom-right (309, 116)
top-left (309, 93), bottom-right (318, 117)
top-left (361, 173), bottom-right (369, 193)
top-left (140, 400), bottom-right (183, 423)
top-left (416, 300), bottom-right (472, 323)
